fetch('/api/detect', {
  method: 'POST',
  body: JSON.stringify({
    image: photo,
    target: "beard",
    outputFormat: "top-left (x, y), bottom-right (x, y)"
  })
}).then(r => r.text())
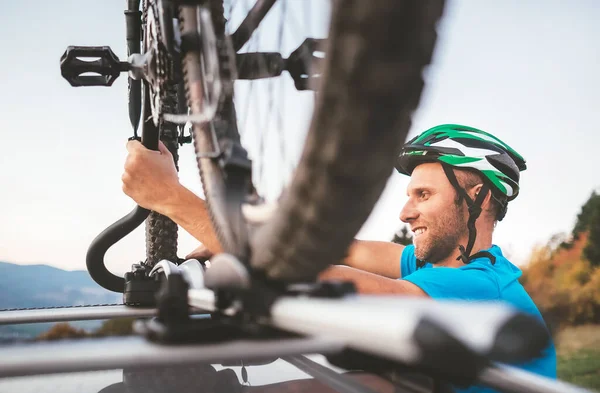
top-left (413, 203), bottom-right (468, 264)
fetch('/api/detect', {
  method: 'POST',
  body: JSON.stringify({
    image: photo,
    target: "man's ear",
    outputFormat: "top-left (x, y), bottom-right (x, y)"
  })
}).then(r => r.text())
top-left (471, 183), bottom-right (484, 200)
top-left (472, 184), bottom-right (494, 216)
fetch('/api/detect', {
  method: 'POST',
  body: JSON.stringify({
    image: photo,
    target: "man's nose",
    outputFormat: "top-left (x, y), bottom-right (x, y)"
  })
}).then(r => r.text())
top-left (399, 200), bottom-right (418, 223)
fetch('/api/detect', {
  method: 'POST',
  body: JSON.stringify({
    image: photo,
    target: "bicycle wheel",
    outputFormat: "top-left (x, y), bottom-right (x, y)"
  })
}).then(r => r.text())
top-left (142, 0), bottom-right (182, 267)
top-left (181, 0), bottom-right (446, 282)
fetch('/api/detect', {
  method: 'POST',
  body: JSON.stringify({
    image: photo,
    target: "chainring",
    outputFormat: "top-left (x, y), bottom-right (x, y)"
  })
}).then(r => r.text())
top-left (144, 0), bottom-right (172, 126)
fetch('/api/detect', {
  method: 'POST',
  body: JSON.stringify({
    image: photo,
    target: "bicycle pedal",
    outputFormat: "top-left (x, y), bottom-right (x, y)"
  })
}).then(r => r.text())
top-left (286, 38), bottom-right (326, 91)
top-left (60, 46), bottom-right (129, 87)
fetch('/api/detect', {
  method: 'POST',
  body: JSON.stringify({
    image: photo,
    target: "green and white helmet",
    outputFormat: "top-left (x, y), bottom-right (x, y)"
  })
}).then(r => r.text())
top-left (396, 124), bottom-right (527, 264)
top-left (395, 124), bottom-right (527, 201)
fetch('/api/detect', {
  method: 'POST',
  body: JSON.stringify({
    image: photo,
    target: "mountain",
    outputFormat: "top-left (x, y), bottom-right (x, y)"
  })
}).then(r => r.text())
top-left (0, 261), bottom-right (122, 339)
top-left (0, 261), bottom-right (121, 309)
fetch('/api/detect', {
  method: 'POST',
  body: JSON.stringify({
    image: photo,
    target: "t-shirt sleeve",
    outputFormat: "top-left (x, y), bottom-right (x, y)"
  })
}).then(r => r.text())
top-left (403, 264), bottom-right (501, 301)
top-left (400, 245), bottom-right (418, 278)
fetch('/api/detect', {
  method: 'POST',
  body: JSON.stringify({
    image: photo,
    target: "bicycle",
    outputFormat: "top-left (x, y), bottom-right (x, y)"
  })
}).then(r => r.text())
top-left (0, 1), bottom-right (593, 392)
top-left (59, 0), bottom-right (444, 295)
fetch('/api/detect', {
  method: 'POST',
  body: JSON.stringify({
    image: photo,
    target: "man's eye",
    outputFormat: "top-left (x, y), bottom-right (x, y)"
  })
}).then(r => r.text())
top-left (419, 192), bottom-right (429, 199)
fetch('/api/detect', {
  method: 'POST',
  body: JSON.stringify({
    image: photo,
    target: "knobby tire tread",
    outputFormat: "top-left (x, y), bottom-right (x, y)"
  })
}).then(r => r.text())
top-left (250, 0), bottom-right (446, 281)
top-left (183, 0), bottom-right (446, 282)
top-left (179, 4), bottom-right (241, 257)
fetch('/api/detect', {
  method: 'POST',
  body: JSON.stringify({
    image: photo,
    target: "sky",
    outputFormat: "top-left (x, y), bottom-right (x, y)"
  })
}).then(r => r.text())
top-left (0, 0), bottom-right (599, 275)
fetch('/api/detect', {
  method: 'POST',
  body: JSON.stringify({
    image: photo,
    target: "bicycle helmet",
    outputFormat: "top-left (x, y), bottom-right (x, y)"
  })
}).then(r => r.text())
top-left (395, 124), bottom-right (527, 263)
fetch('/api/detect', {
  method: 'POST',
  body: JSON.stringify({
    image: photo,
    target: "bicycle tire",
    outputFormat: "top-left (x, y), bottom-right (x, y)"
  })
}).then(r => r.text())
top-left (145, 92), bottom-right (181, 266)
top-left (186, 0), bottom-right (446, 281)
top-left (179, 2), bottom-right (249, 260)
top-left (143, 0), bottom-right (181, 267)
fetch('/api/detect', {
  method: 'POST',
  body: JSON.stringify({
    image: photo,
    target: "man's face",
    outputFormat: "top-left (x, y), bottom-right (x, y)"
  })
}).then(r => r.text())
top-left (399, 163), bottom-right (468, 263)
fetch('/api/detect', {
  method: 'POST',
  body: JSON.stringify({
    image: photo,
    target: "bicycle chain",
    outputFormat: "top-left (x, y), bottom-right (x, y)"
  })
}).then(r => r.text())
top-left (209, 0), bottom-right (235, 100)
top-left (178, 0), bottom-right (235, 113)
top-left (143, 0), bottom-right (171, 125)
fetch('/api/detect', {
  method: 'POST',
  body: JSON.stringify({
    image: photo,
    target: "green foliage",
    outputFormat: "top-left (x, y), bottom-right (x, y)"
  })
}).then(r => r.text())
top-left (93, 318), bottom-right (135, 337)
top-left (558, 349), bottom-right (600, 390)
top-left (583, 203), bottom-right (600, 267)
top-left (571, 191), bottom-right (600, 238)
top-left (567, 190), bottom-right (600, 267)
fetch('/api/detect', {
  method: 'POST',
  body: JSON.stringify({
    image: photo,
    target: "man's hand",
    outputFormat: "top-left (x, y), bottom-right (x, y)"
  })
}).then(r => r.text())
top-left (122, 140), bottom-right (182, 214)
top-left (121, 140), bottom-right (223, 253)
top-left (186, 244), bottom-right (215, 261)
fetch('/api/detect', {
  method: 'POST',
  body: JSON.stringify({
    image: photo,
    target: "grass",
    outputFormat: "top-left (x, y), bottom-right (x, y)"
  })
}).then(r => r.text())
top-left (558, 349), bottom-right (600, 390)
top-left (556, 324), bottom-right (600, 391)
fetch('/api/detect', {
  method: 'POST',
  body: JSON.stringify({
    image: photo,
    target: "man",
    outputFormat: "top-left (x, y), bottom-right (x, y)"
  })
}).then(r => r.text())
top-left (122, 123), bottom-right (556, 391)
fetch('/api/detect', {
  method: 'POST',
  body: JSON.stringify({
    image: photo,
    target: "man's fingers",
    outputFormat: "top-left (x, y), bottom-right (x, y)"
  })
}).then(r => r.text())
top-left (186, 244), bottom-right (214, 260)
top-left (123, 148), bottom-right (139, 172)
top-left (121, 172), bottom-right (133, 196)
top-left (158, 141), bottom-right (172, 157)
top-left (126, 139), bottom-right (143, 153)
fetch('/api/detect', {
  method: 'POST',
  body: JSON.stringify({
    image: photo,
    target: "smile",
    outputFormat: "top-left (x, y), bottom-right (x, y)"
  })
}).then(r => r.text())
top-left (413, 227), bottom-right (427, 236)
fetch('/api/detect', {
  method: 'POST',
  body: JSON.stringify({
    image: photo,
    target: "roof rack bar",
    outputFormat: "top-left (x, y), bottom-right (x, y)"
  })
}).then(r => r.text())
top-left (0, 336), bottom-right (345, 379)
top-left (0, 305), bottom-right (209, 325)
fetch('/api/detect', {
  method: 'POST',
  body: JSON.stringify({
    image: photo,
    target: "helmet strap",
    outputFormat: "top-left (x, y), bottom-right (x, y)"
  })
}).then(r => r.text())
top-left (441, 164), bottom-right (489, 264)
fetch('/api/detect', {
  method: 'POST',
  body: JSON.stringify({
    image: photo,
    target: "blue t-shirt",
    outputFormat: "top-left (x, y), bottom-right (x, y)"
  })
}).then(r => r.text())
top-left (400, 244), bottom-right (557, 393)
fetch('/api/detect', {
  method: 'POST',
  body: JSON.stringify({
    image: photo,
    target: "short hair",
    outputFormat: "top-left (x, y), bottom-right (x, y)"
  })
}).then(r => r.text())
top-left (453, 168), bottom-right (507, 221)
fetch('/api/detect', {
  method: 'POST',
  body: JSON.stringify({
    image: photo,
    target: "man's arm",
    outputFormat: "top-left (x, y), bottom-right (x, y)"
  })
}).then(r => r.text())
top-left (122, 140), bottom-right (223, 253)
top-left (122, 140), bottom-right (407, 276)
top-left (319, 265), bottom-right (427, 296)
top-left (161, 186), bottom-right (223, 253)
top-left (343, 240), bottom-right (405, 279)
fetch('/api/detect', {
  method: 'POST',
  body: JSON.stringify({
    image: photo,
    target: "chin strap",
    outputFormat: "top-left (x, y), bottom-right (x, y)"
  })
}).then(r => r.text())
top-left (441, 164), bottom-right (490, 264)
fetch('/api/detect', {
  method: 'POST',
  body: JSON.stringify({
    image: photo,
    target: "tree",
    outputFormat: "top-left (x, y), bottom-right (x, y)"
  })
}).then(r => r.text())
top-left (93, 318), bottom-right (135, 337)
top-left (559, 190), bottom-right (600, 267)
top-left (37, 323), bottom-right (88, 341)
top-left (547, 232), bottom-right (569, 255)
top-left (583, 205), bottom-right (600, 267)
top-left (566, 190), bottom-right (600, 267)
top-left (571, 191), bottom-right (600, 240)
top-left (391, 225), bottom-right (413, 246)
